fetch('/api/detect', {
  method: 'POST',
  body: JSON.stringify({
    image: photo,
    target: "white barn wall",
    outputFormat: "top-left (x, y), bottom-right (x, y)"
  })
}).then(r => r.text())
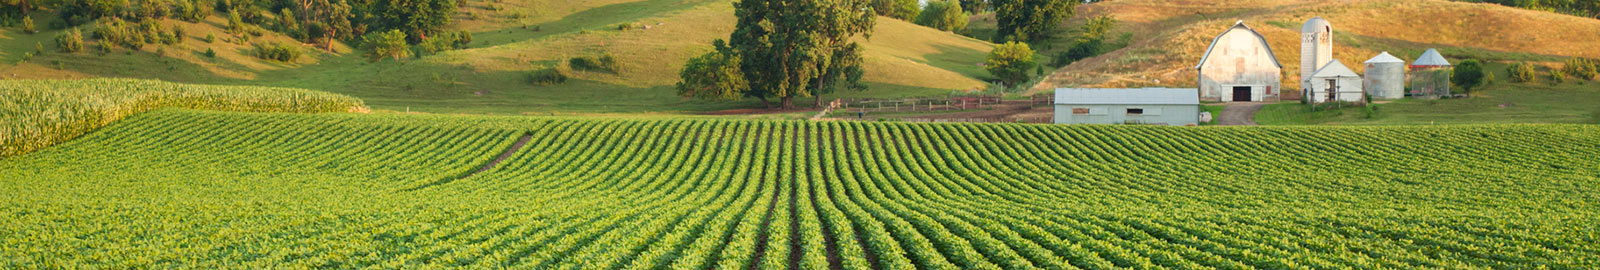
top-left (1197, 23), bottom-right (1283, 102)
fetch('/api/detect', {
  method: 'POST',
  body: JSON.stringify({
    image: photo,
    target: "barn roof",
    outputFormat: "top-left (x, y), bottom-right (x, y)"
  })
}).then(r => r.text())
top-left (1311, 60), bottom-right (1360, 78)
top-left (1055, 88), bottom-right (1200, 105)
top-left (1365, 52), bottom-right (1405, 64)
top-left (1413, 49), bottom-right (1452, 67)
top-left (1195, 21), bottom-right (1284, 69)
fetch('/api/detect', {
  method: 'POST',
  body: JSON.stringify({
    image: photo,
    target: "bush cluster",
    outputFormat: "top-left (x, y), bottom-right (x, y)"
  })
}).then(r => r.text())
top-left (57, 28), bottom-right (86, 53)
top-left (1508, 62), bottom-right (1537, 83)
top-left (526, 68), bottom-right (568, 85)
top-left (569, 54), bottom-right (621, 73)
top-left (1563, 58), bottom-right (1598, 81)
top-left (251, 42), bottom-right (301, 62)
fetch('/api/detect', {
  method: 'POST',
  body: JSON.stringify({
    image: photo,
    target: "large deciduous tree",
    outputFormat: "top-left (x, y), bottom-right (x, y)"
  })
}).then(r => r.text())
top-left (361, 29), bottom-right (409, 62)
top-left (366, 0), bottom-right (455, 43)
top-left (986, 41), bottom-right (1036, 86)
top-left (871, 0), bottom-right (919, 20)
top-left (916, 0), bottom-right (969, 32)
top-left (677, 0), bottom-right (875, 109)
top-left (677, 40), bottom-right (748, 101)
top-left (991, 0), bottom-right (1075, 42)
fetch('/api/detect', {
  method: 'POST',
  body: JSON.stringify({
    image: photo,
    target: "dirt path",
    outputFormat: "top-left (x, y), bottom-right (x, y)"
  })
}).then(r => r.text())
top-left (1220, 102), bottom-right (1268, 126)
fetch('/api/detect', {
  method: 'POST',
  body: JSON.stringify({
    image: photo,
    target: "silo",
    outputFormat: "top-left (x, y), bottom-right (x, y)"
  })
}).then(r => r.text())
top-left (1300, 17), bottom-right (1333, 91)
top-left (1363, 52), bottom-right (1406, 100)
top-left (1410, 49), bottom-right (1453, 99)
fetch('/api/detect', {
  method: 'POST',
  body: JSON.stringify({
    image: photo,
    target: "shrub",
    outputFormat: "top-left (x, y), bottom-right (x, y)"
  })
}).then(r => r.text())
top-left (1564, 58), bottom-right (1598, 81)
top-left (22, 16), bottom-right (36, 34)
top-left (94, 19), bottom-right (145, 50)
top-left (526, 68), bottom-right (568, 85)
top-left (204, 33), bottom-right (216, 43)
top-left (251, 42), bottom-right (301, 62)
top-left (1549, 68), bottom-right (1567, 85)
top-left (455, 30), bottom-right (472, 47)
top-left (617, 22), bottom-right (643, 31)
top-left (1508, 62), bottom-right (1536, 83)
top-left (569, 54), bottom-right (621, 73)
top-left (203, 47), bottom-right (216, 58)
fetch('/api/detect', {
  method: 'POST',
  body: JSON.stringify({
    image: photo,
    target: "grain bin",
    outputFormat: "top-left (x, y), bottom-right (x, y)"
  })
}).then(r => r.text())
top-left (1363, 52), bottom-right (1406, 100)
top-left (1409, 49), bottom-right (1453, 99)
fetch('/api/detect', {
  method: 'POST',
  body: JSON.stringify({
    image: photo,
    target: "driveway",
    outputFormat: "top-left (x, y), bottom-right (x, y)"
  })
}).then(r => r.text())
top-left (1219, 102), bottom-right (1268, 126)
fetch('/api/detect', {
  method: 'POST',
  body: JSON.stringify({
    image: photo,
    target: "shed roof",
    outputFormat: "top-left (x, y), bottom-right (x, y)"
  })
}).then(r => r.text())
top-left (1312, 60), bottom-right (1360, 78)
top-left (1413, 49), bottom-right (1452, 67)
top-left (1195, 21), bottom-right (1284, 69)
top-left (1055, 88), bottom-right (1200, 105)
top-left (1364, 52), bottom-right (1405, 64)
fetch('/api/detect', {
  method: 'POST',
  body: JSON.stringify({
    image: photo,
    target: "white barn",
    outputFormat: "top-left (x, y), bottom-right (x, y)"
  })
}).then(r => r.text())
top-left (1307, 60), bottom-right (1364, 104)
top-left (1196, 21), bottom-right (1284, 102)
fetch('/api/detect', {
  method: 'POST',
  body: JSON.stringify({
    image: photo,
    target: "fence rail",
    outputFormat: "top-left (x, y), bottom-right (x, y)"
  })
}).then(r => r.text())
top-left (835, 94), bottom-right (1052, 113)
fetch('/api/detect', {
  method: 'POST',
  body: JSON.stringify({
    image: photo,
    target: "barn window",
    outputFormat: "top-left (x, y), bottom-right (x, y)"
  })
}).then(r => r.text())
top-left (1072, 108), bottom-right (1090, 115)
top-left (1127, 108), bottom-right (1145, 115)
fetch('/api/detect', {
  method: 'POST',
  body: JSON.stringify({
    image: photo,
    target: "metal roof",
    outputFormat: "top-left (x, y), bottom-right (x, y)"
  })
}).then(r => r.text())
top-left (1364, 52), bottom-right (1405, 64)
top-left (1311, 60), bottom-right (1360, 78)
top-left (1055, 88), bottom-right (1201, 105)
top-left (1195, 21), bottom-right (1284, 69)
top-left (1413, 48), bottom-right (1452, 67)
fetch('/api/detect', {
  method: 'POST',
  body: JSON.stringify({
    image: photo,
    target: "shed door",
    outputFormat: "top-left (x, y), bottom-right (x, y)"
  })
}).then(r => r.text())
top-left (1232, 86), bottom-right (1252, 102)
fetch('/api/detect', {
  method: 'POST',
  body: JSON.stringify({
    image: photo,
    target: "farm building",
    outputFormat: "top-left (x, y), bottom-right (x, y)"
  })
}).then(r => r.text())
top-left (1054, 88), bottom-right (1201, 126)
top-left (1306, 60), bottom-right (1365, 104)
top-left (1301, 17), bottom-right (1335, 96)
top-left (1196, 21), bottom-right (1284, 102)
top-left (1410, 49), bottom-right (1453, 99)
top-left (1364, 52), bottom-right (1407, 100)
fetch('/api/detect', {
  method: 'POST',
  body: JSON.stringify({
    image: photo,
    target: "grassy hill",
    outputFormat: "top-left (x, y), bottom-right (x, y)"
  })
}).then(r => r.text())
top-left (0, 0), bottom-right (995, 114)
top-left (1030, 0), bottom-right (1600, 91)
top-left (3, 108), bottom-right (1598, 268)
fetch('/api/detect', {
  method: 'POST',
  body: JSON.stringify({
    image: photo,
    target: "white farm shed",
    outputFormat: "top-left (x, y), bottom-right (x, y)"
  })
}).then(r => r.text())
top-left (1196, 21), bottom-right (1284, 102)
top-left (1054, 88), bottom-right (1201, 126)
top-left (1307, 60), bottom-right (1365, 104)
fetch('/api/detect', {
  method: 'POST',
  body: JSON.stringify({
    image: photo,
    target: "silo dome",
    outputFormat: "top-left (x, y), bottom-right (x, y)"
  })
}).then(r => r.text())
top-left (1363, 52), bottom-right (1407, 100)
top-left (1300, 17), bottom-right (1334, 93)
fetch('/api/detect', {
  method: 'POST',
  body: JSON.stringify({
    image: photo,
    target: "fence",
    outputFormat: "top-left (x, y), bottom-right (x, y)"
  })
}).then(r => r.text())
top-left (836, 94), bottom-right (1052, 113)
top-left (900, 116), bottom-right (1053, 124)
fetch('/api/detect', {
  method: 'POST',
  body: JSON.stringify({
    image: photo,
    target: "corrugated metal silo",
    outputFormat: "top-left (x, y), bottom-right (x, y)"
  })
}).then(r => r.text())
top-left (1363, 52), bottom-right (1406, 100)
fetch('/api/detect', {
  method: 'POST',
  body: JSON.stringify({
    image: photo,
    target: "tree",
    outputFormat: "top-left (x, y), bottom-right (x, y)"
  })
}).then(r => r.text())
top-left (959, 0), bottom-right (987, 12)
top-left (361, 29), bottom-right (409, 62)
top-left (986, 41), bottom-right (1036, 86)
top-left (723, 0), bottom-right (876, 109)
top-left (293, 0), bottom-right (352, 50)
top-left (991, 0), bottom-right (1075, 42)
top-left (1452, 59), bottom-right (1484, 97)
top-left (677, 40), bottom-right (748, 101)
top-left (871, 0), bottom-right (919, 20)
top-left (368, 0), bottom-right (456, 43)
top-left (916, 0), bottom-right (969, 32)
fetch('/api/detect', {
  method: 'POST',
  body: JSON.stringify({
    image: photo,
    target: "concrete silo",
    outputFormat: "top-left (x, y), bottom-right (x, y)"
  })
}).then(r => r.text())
top-left (1363, 52), bottom-right (1406, 100)
top-left (1300, 17), bottom-right (1334, 99)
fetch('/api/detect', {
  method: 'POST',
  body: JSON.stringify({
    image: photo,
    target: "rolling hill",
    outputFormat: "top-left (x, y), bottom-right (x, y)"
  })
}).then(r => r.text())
top-left (0, 0), bottom-right (995, 114)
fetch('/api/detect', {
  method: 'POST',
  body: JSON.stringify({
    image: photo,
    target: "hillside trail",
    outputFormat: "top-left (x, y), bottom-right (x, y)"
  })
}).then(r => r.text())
top-left (1220, 102), bottom-right (1268, 126)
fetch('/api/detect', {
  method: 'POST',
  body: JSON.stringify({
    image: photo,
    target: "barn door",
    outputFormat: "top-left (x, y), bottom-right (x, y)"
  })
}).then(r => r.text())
top-left (1232, 86), bottom-right (1252, 102)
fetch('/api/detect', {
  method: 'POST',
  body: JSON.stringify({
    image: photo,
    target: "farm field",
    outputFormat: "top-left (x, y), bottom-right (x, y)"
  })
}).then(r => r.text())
top-left (3, 109), bottom-right (1598, 268)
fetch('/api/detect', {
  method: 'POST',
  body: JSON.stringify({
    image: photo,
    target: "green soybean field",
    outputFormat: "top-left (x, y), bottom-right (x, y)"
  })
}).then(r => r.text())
top-left (2, 109), bottom-right (1598, 269)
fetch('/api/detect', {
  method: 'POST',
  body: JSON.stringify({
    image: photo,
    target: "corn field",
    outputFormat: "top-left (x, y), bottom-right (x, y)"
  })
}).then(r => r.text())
top-left (0, 79), bottom-right (366, 158)
top-left (2, 109), bottom-right (1597, 269)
